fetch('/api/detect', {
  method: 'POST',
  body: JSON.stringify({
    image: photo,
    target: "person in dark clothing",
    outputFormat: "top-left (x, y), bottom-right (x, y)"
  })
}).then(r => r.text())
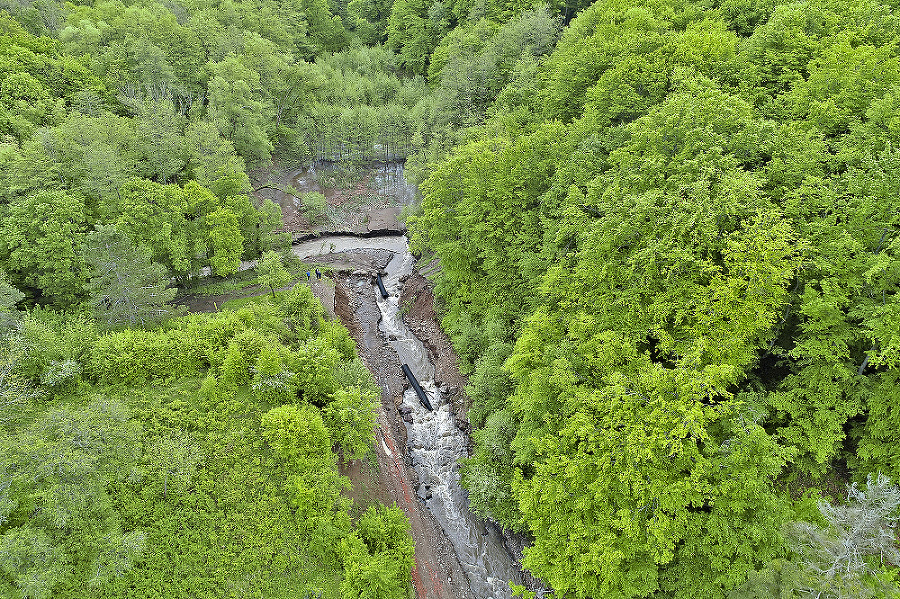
top-left (315, 269), bottom-right (321, 279)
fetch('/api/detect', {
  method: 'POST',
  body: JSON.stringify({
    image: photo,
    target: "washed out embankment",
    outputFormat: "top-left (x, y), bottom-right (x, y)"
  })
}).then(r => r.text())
top-left (293, 235), bottom-right (531, 599)
top-left (251, 160), bottom-right (415, 236)
top-left (250, 163), bottom-right (535, 597)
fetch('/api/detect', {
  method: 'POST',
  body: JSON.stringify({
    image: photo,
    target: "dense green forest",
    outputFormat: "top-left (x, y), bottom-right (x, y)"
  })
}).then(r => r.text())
top-left (2, 0), bottom-right (900, 596)
top-left (409, 0), bottom-right (900, 597)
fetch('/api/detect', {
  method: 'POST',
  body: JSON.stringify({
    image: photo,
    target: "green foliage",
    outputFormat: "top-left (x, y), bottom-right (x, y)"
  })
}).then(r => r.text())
top-left (207, 55), bottom-right (274, 163)
top-left (0, 14), bottom-right (100, 143)
top-left (321, 319), bottom-right (358, 361)
top-left (292, 338), bottom-right (340, 405)
top-left (324, 386), bottom-right (378, 460)
top-left (203, 207), bottom-right (244, 277)
top-left (301, 191), bottom-right (329, 223)
top-left (91, 328), bottom-right (202, 385)
top-left (428, 9), bottom-right (561, 128)
top-left (386, 0), bottom-right (442, 74)
top-left (83, 224), bottom-right (177, 328)
top-left (460, 407), bottom-right (523, 529)
top-left (108, 178), bottom-right (191, 275)
top-left (0, 269), bottom-right (24, 311)
top-left (0, 526), bottom-right (64, 599)
top-left (333, 357), bottom-right (379, 391)
top-left (465, 340), bottom-right (514, 428)
top-left (276, 283), bottom-right (326, 336)
top-left (340, 505), bottom-right (414, 599)
top-left (252, 344), bottom-right (299, 404)
top-left (0, 396), bottom-right (138, 597)
top-left (14, 0), bottom-right (900, 597)
top-left (726, 559), bottom-right (802, 599)
top-left (262, 402), bottom-right (333, 464)
top-left (0, 337), bottom-right (38, 428)
top-left (17, 309), bottom-right (97, 386)
top-left (142, 429), bottom-right (203, 499)
top-left (1, 190), bottom-right (88, 306)
top-left (257, 250), bottom-right (292, 297)
top-left (0, 276), bottom-right (391, 598)
top-left (408, 1), bottom-right (900, 596)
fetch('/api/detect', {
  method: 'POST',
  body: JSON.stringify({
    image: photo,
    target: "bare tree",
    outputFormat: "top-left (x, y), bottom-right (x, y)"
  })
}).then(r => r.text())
top-left (788, 473), bottom-right (900, 599)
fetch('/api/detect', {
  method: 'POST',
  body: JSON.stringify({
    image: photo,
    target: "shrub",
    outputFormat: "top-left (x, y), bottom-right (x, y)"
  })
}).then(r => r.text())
top-left (251, 345), bottom-right (298, 404)
top-left (339, 506), bottom-right (414, 599)
top-left (261, 403), bottom-right (332, 465)
top-left (320, 319), bottom-right (357, 361)
top-left (291, 338), bottom-right (339, 405)
top-left (323, 387), bottom-right (377, 460)
top-left (277, 284), bottom-right (325, 337)
top-left (300, 192), bottom-right (328, 223)
top-left (19, 310), bottom-right (97, 384)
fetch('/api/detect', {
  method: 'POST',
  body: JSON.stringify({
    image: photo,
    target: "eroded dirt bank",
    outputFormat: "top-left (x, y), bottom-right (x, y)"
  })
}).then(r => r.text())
top-left (247, 163), bottom-right (536, 597)
top-left (399, 270), bottom-right (546, 594)
top-left (251, 161), bottom-right (411, 237)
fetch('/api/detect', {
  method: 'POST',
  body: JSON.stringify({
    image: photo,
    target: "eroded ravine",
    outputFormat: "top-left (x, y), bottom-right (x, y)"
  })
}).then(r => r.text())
top-left (292, 236), bottom-right (525, 599)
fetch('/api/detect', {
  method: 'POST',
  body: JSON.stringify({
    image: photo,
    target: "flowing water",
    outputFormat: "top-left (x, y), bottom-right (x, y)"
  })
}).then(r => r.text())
top-left (292, 235), bottom-right (524, 599)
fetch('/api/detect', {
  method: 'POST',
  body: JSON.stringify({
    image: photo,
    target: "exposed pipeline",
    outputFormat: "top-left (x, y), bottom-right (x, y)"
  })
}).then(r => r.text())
top-left (401, 363), bottom-right (433, 411)
top-left (375, 273), bottom-right (389, 298)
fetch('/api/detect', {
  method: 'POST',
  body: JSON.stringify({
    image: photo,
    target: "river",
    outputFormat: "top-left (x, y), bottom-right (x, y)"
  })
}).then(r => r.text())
top-left (292, 233), bottom-right (525, 599)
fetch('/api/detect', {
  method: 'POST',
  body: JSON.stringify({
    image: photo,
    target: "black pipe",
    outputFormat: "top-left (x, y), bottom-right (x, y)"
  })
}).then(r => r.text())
top-left (401, 364), bottom-right (433, 411)
top-left (375, 273), bottom-right (389, 299)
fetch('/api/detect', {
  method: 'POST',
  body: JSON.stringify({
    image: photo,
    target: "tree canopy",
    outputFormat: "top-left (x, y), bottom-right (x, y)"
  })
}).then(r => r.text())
top-left (4, 0), bottom-right (900, 596)
top-left (408, 0), bottom-right (900, 596)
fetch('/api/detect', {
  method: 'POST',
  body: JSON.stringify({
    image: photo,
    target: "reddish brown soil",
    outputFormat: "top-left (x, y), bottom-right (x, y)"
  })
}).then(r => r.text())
top-left (399, 270), bottom-right (546, 593)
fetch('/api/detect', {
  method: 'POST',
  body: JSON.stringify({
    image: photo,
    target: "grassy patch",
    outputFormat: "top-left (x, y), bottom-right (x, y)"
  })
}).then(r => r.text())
top-left (97, 380), bottom-right (345, 599)
top-left (221, 293), bottom-right (278, 311)
top-left (179, 257), bottom-right (311, 300)
top-left (182, 268), bottom-right (265, 297)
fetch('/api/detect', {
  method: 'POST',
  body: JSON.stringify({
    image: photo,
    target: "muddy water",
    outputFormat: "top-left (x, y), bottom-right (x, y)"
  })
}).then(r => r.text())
top-left (292, 235), bottom-right (524, 599)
